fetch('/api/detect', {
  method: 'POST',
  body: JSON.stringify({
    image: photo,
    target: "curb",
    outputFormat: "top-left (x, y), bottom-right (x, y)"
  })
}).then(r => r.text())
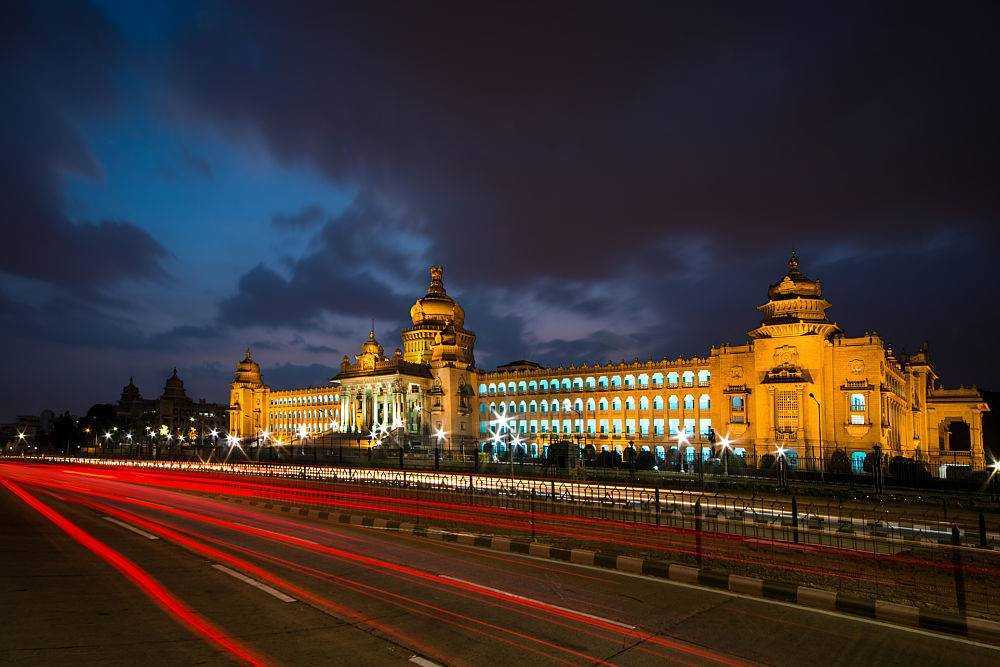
top-left (223, 496), bottom-right (1000, 645)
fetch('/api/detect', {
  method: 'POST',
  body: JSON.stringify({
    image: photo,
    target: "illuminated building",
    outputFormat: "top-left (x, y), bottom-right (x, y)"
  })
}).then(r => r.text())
top-left (229, 266), bottom-right (476, 446)
top-left (230, 256), bottom-right (989, 473)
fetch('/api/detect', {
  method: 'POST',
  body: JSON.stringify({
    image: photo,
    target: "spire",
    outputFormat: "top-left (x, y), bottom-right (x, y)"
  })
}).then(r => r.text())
top-left (427, 265), bottom-right (446, 295)
top-left (244, 346), bottom-right (252, 361)
top-left (786, 249), bottom-right (801, 277)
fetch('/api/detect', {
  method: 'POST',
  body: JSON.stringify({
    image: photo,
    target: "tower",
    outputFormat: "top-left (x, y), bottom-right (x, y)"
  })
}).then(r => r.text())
top-left (229, 348), bottom-right (270, 438)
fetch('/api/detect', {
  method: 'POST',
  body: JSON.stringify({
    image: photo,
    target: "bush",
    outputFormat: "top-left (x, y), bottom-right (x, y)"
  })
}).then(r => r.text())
top-left (759, 453), bottom-right (776, 470)
top-left (827, 449), bottom-right (850, 475)
top-left (887, 455), bottom-right (931, 481)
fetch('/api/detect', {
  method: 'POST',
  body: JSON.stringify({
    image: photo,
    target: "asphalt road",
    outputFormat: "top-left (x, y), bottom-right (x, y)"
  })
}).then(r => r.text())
top-left (1, 462), bottom-right (997, 666)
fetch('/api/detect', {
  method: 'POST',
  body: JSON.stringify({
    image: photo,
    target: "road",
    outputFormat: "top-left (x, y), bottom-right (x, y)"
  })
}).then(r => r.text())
top-left (1, 462), bottom-right (997, 666)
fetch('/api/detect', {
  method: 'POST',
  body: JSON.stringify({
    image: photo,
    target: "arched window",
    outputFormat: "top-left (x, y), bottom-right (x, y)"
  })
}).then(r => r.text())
top-left (551, 400), bottom-right (560, 412)
top-left (489, 402), bottom-right (497, 414)
top-left (561, 378), bottom-right (572, 390)
top-left (684, 395), bottom-right (694, 410)
top-left (585, 377), bottom-right (596, 389)
top-left (518, 381), bottom-right (527, 394)
top-left (528, 380), bottom-right (537, 392)
top-left (612, 397), bottom-right (622, 411)
top-left (730, 395), bottom-right (745, 411)
top-left (508, 382), bottom-right (517, 394)
top-left (667, 372), bottom-right (679, 387)
top-left (586, 398), bottom-right (596, 411)
top-left (550, 379), bottom-right (560, 392)
top-left (539, 380), bottom-right (549, 392)
top-left (625, 397), bottom-right (635, 410)
top-left (698, 370), bottom-right (711, 386)
top-left (479, 403), bottom-right (487, 414)
top-left (540, 401), bottom-right (548, 414)
top-left (598, 376), bottom-right (609, 389)
top-left (529, 400), bottom-right (538, 413)
top-left (573, 377), bottom-right (583, 390)
top-left (639, 396), bottom-right (649, 410)
top-left (497, 384), bottom-right (506, 395)
top-left (850, 393), bottom-right (866, 411)
top-left (573, 398), bottom-right (583, 413)
top-left (699, 394), bottom-right (710, 410)
top-left (682, 371), bottom-right (695, 387)
top-left (611, 375), bottom-right (622, 389)
top-left (652, 372), bottom-right (664, 387)
top-left (599, 398), bottom-right (608, 410)
top-left (624, 375), bottom-right (635, 389)
top-left (668, 395), bottom-right (679, 410)
top-left (519, 401), bottom-right (527, 414)
top-left (653, 395), bottom-right (663, 410)
top-left (638, 374), bottom-right (649, 388)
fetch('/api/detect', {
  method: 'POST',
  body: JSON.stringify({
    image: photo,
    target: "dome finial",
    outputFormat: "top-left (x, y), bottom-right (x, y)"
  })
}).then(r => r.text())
top-left (428, 265), bottom-right (446, 295)
top-left (244, 346), bottom-right (252, 361)
top-left (369, 319), bottom-right (376, 340)
top-left (787, 249), bottom-right (801, 276)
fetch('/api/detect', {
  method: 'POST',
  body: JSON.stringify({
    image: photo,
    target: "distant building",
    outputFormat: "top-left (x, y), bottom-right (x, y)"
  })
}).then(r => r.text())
top-left (116, 369), bottom-right (228, 437)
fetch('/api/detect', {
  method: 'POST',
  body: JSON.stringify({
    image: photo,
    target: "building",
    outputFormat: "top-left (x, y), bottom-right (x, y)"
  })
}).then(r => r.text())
top-left (116, 369), bottom-right (228, 438)
top-left (229, 256), bottom-right (989, 474)
top-left (229, 265), bottom-right (477, 447)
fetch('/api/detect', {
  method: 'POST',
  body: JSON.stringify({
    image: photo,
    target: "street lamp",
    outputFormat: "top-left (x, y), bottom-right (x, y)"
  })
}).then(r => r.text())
top-left (719, 434), bottom-right (733, 476)
top-left (490, 408), bottom-right (518, 477)
top-left (808, 392), bottom-right (824, 481)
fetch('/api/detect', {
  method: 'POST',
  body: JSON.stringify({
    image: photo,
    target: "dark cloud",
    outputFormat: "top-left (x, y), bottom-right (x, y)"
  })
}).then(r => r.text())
top-left (1, 1), bottom-right (171, 293)
top-left (169, 1), bottom-right (1000, 288)
top-left (264, 363), bottom-right (338, 390)
top-left (270, 203), bottom-right (325, 230)
top-left (219, 191), bottom-right (424, 328)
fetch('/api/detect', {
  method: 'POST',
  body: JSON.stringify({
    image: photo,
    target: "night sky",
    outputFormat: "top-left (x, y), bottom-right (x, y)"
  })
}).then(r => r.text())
top-left (2, 1), bottom-right (998, 420)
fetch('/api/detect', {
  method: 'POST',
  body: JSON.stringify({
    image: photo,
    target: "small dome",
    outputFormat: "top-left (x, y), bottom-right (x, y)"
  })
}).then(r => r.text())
top-left (767, 250), bottom-right (823, 300)
top-left (359, 329), bottom-right (384, 358)
top-left (410, 265), bottom-right (465, 328)
top-left (162, 367), bottom-right (188, 399)
top-left (233, 348), bottom-right (263, 384)
top-left (120, 377), bottom-right (141, 403)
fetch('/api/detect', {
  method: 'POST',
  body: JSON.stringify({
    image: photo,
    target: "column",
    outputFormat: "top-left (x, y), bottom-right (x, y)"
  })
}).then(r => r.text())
top-left (383, 387), bottom-right (390, 427)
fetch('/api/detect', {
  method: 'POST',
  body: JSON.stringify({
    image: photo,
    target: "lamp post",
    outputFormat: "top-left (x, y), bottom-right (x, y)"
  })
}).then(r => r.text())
top-left (808, 392), bottom-right (825, 482)
top-left (719, 434), bottom-right (732, 476)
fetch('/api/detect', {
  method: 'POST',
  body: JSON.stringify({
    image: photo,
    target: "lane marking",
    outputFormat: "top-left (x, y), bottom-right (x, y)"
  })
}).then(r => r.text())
top-left (103, 516), bottom-right (159, 540)
top-left (500, 550), bottom-right (1000, 651)
top-left (438, 575), bottom-right (636, 629)
top-left (211, 564), bottom-right (297, 603)
top-left (409, 656), bottom-right (441, 667)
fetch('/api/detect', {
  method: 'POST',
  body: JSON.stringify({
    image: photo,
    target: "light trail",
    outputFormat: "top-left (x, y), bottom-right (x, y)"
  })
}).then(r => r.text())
top-left (0, 478), bottom-right (270, 667)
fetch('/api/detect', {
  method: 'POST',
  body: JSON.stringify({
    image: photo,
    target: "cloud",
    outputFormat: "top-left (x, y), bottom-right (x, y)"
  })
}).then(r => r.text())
top-left (168, 1), bottom-right (1000, 288)
top-left (218, 190), bottom-right (427, 328)
top-left (1, 1), bottom-right (171, 293)
top-left (270, 203), bottom-right (325, 230)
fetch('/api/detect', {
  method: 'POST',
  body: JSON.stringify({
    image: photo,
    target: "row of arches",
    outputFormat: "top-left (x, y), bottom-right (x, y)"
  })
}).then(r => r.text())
top-left (480, 394), bottom-right (711, 416)
top-left (479, 370), bottom-right (711, 396)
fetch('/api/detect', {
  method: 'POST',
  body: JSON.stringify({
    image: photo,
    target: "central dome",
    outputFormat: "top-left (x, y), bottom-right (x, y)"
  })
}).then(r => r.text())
top-left (410, 265), bottom-right (465, 328)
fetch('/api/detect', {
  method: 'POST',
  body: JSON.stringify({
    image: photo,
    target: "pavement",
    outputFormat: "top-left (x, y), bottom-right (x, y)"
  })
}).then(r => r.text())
top-left (1, 461), bottom-right (998, 666)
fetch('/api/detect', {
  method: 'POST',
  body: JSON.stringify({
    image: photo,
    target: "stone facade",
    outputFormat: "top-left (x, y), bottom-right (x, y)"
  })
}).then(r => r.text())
top-left (476, 253), bottom-right (989, 473)
top-left (229, 256), bottom-right (989, 472)
top-left (229, 266), bottom-right (477, 448)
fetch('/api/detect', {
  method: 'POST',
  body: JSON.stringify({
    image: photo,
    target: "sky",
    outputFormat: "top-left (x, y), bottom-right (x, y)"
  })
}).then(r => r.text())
top-left (1, 1), bottom-right (998, 420)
